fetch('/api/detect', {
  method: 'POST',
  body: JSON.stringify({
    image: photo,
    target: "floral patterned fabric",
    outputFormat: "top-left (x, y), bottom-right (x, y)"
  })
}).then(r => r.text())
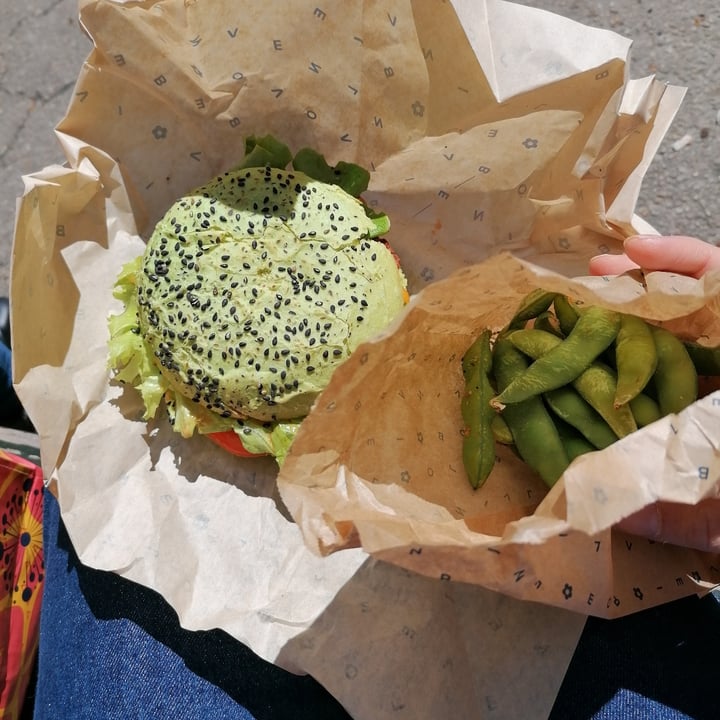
top-left (0, 451), bottom-right (44, 720)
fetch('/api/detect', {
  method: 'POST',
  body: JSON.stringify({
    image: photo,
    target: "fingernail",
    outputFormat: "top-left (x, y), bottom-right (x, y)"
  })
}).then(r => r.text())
top-left (624, 234), bottom-right (660, 248)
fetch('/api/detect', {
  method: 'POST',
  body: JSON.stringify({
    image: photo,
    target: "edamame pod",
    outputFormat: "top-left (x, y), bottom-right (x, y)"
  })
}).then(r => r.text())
top-left (555, 420), bottom-right (597, 462)
top-left (460, 329), bottom-right (496, 489)
top-left (544, 385), bottom-right (618, 449)
top-left (533, 310), bottom-right (563, 337)
top-left (462, 331), bottom-right (489, 378)
top-left (553, 294), bottom-right (579, 335)
top-left (493, 306), bottom-right (621, 407)
top-left (504, 289), bottom-right (557, 331)
top-left (614, 314), bottom-right (657, 407)
top-left (649, 325), bottom-right (698, 415)
top-left (492, 336), bottom-right (569, 487)
top-left (573, 363), bottom-right (638, 438)
top-left (506, 327), bottom-right (561, 359)
top-left (491, 413), bottom-right (514, 445)
top-left (508, 329), bottom-right (637, 438)
top-left (628, 393), bottom-right (662, 427)
top-left (684, 341), bottom-right (720, 376)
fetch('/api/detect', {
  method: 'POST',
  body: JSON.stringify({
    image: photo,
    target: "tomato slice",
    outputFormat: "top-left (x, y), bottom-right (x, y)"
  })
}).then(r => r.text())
top-left (378, 238), bottom-right (402, 270)
top-left (377, 239), bottom-right (409, 304)
top-left (207, 430), bottom-right (268, 458)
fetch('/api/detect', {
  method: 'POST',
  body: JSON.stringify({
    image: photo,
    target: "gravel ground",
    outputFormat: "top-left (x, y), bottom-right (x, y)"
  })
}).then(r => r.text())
top-left (1, 0), bottom-right (718, 299)
top-left (522, 0), bottom-right (719, 242)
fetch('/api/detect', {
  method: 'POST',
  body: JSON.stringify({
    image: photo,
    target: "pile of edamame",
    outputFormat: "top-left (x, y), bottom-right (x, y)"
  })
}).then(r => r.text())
top-left (461, 289), bottom-right (720, 490)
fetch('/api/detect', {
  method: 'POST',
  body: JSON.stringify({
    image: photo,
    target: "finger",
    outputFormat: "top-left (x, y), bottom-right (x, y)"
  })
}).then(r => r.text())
top-left (617, 498), bottom-right (720, 553)
top-left (621, 235), bottom-right (720, 279)
top-left (588, 252), bottom-right (640, 276)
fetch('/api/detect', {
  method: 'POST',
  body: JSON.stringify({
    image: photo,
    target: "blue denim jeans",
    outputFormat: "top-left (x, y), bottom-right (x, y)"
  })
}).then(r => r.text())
top-left (33, 491), bottom-right (720, 719)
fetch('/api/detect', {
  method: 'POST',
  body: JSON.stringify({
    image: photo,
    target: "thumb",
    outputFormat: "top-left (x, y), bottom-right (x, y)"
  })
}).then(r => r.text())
top-left (617, 498), bottom-right (720, 553)
top-left (622, 235), bottom-right (720, 279)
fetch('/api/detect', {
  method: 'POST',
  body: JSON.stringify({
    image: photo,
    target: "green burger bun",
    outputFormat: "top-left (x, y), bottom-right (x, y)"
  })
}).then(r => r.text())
top-left (108, 137), bottom-right (407, 464)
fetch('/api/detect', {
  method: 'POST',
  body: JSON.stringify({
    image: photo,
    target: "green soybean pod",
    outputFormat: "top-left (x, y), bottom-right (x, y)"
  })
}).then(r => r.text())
top-left (508, 328), bottom-right (637, 439)
top-left (555, 419), bottom-right (597, 462)
top-left (544, 385), bottom-right (618, 449)
top-left (492, 306), bottom-right (621, 407)
top-left (684, 341), bottom-right (720, 376)
top-left (573, 363), bottom-right (638, 438)
top-left (462, 331), bottom-right (488, 379)
top-left (614, 314), bottom-right (657, 407)
top-left (649, 325), bottom-right (698, 415)
top-left (508, 328), bottom-right (636, 438)
top-left (460, 329), bottom-right (496, 489)
top-left (553, 294), bottom-right (580, 335)
top-left (533, 310), bottom-right (564, 337)
top-left (562, 434), bottom-right (596, 462)
top-left (492, 336), bottom-right (569, 487)
top-left (492, 414), bottom-right (524, 460)
top-left (507, 327), bottom-right (562, 359)
top-left (504, 289), bottom-right (557, 331)
top-left (628, 392), bottom-right (662, 428)
top-left (491, 413), bottom-right (514, 445)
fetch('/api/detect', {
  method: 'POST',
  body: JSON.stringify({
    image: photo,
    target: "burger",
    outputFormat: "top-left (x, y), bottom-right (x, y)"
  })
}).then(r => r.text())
top-left (108, 136), bottom-right (408, 463)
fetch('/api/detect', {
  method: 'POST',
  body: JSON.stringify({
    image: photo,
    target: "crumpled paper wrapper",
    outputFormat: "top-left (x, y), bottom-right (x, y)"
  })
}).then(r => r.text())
top-left (10, 0), bottom-right (712, 717)
top-left (278, 253), bottom-right (720, 618)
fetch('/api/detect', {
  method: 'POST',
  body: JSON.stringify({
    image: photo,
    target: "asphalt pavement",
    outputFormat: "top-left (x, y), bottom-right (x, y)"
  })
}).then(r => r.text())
top-left (1, 0), bottom-right (718, 299)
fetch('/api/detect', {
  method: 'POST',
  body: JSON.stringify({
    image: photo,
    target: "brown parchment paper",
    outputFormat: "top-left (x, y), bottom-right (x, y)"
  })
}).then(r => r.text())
top-left (9, 0), bottom-right (705, 718)
top-left (278, 253), bottom-right (720, 619)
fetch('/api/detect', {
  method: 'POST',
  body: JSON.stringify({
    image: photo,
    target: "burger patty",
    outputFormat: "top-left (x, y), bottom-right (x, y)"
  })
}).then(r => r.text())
top-left (135, 165), bottom-right (406, 422)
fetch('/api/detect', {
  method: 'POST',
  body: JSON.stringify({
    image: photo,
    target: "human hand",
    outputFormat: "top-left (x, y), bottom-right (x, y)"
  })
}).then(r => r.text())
top-left (589, 234), bottom-right (720, 278)
top-left (590, 234), bottom-right (720, 554)
top-left (618, 500), bottom-right (720, 554)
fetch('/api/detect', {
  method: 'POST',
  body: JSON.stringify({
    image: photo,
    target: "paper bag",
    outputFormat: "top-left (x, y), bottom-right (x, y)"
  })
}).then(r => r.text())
top-left (9, 0), bottom-right (703, 717)
top-left (278, 252), bottom-right (720, 619)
